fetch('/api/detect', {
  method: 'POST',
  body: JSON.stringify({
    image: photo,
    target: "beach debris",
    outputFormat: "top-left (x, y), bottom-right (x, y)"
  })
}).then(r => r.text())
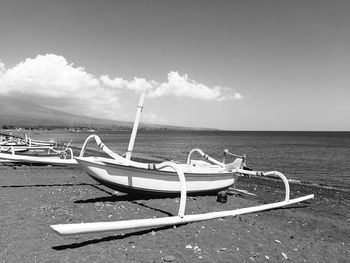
top-left (227, 188), bottom-right (257, 196)
top-left (274, 239), bottom-right (282, 244)
top-left (265, 255), bottom-right (270, 259)
top-left (281, 252), bottom-right (288, 260)
top-left (288, 179), bottom-right (301, 183)
top-left (163, 255), bottom-right (176, 262)
top-left (186, 244), bottom-right (202, 253)
top-left (193, 245), bottom-right (201, 252)
top-left (216, 191), bottom-right (227, 203)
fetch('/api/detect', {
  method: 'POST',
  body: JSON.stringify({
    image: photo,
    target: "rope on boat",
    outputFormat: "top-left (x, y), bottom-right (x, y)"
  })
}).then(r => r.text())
top-left (147, 163), bottom-right (157, 170)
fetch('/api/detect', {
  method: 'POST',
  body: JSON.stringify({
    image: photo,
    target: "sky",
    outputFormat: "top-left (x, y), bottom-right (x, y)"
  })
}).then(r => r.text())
top-left (0, 0), bottom-right (349, 131)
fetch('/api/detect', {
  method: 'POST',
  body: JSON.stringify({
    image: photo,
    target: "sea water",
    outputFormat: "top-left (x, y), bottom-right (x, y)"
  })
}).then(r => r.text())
top-left (31, 130), bottom-right (350, 191)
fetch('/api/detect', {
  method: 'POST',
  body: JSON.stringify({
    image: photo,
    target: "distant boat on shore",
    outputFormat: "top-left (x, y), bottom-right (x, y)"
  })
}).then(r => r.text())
top-left (87, 120), bottom-right (95, 133)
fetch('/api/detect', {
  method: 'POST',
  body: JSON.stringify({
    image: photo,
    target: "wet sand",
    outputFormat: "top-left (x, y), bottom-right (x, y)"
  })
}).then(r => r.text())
top-left (0, 164), bottom-right (349, 262)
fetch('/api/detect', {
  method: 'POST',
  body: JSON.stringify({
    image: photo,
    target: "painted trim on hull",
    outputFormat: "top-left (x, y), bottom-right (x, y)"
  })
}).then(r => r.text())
top-left (0, 151), bottom-right (60, 157)
top-left (101, 161), bottom-right (232, 179)
top-left (78, 156), bottom-right (233, 178)
top-left (88, 172), bottom-right (233, 196)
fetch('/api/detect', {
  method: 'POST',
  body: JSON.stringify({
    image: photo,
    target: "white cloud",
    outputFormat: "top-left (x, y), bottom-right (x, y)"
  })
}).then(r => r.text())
top-left (100, 75), bottom-right (155, 93)
top-left (1, 54), bottom-right (99, 95)
top-left (149, 71), bottom-right (242, 101)
top-left (233, 93), bottom-right (243, 100)
top-left (101, 71), bottom-right (242, 101)
top-left (0, 54), bottom-right (120, 119)
top-left (0, 54), bottom-right (242, 121)
top-left (0, 60), bottom-right (5, 77)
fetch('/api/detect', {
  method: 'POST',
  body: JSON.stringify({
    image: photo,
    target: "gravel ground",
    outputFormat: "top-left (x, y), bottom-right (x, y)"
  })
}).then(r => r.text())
top-left (0, 164), bottom-right (349, 262)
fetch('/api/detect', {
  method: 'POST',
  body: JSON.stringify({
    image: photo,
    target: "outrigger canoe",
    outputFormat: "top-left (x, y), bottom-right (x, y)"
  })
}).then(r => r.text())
top-left (0, 131), bottom-right (76, 165)
top-left (0, 131), bottom-right (58, 147)
top-left (0, 144), bottom-right (76, 165)
top-left (51, 94), bottom-right (314, 236)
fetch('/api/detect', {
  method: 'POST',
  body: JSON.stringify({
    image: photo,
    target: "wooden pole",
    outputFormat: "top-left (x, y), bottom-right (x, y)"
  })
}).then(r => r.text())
top-left (126, 93), bottom-right (146, 160)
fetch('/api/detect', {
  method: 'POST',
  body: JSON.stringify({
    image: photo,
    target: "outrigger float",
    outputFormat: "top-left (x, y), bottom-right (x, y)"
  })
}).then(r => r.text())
top-left (50, 94), bottom-right (314, 236)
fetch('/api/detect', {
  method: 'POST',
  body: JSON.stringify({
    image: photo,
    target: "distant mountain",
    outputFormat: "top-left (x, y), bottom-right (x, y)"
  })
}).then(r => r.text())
top-left (0, 95), bottom-right (206, 130)
top-left (0, 95), bottom-right (131, 129)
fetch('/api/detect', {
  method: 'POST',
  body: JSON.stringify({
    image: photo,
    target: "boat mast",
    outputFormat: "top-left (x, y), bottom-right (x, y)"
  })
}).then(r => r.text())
top-left (126, 93), bottom-right (146, 160)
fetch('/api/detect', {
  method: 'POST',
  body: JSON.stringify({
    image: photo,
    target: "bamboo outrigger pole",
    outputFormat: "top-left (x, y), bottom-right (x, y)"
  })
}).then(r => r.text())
top-left (50, 162), bottom-right (314, 236)
top-left (126, 93), bottom-right (146, 160)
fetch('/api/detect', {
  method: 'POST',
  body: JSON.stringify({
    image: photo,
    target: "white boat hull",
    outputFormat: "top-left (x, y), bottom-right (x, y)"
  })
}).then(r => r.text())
top-left (0, 152), bottom-right (77, 165)
top-left (75, 157), bottom-right (237, 195)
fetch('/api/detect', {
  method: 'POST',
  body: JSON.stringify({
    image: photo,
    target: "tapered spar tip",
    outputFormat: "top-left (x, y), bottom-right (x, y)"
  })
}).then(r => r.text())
top-left (50, 224), bottom-right (65, 236)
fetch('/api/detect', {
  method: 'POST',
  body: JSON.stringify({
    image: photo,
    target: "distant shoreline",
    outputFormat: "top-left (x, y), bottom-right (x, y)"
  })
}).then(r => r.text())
top-left (1, 127), bottom-right (349, 133)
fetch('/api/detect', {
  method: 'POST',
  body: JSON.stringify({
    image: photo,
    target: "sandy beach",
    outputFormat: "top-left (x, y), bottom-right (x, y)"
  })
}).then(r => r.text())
top-left (0, 163), bottom-right (349, 262)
